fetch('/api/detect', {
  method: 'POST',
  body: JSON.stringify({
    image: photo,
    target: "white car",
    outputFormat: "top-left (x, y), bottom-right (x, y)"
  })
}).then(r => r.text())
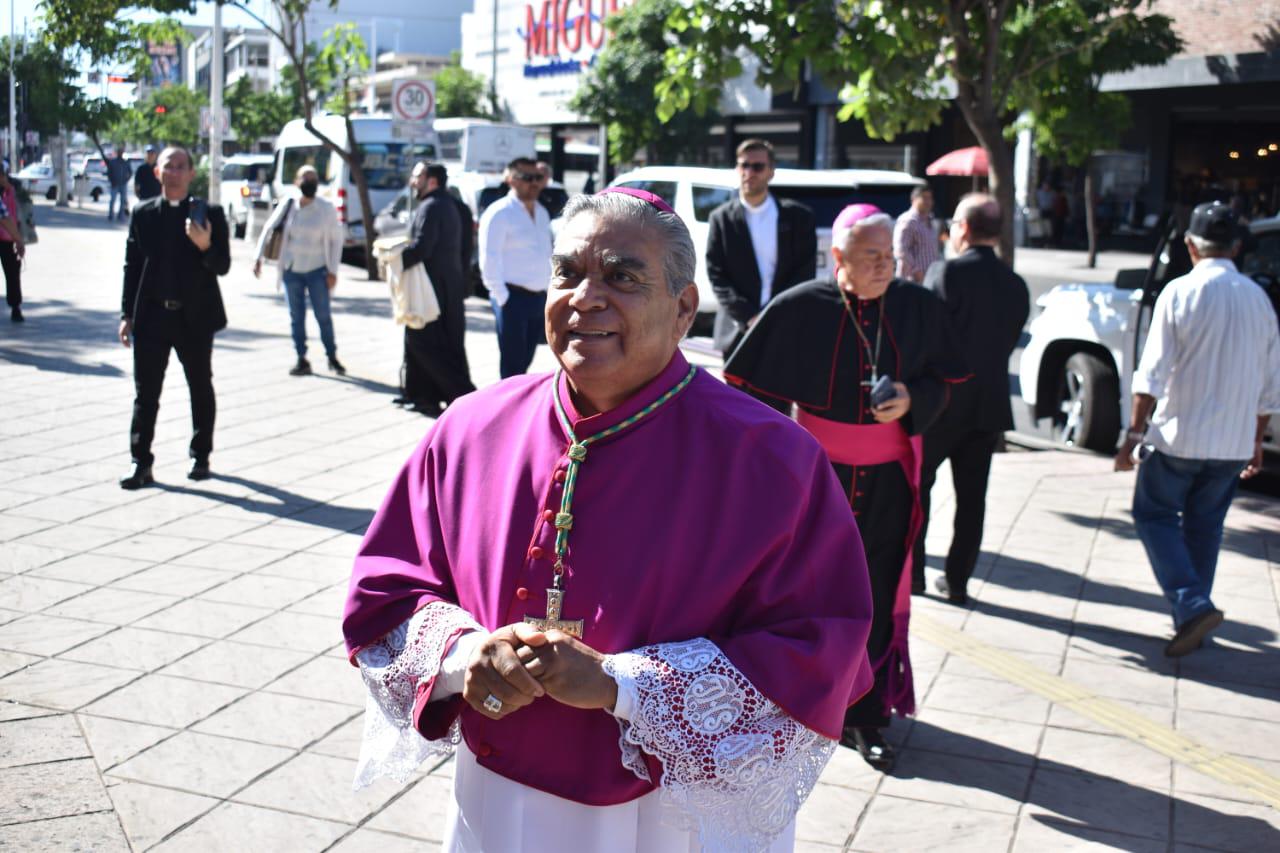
top-left (608, 166), bottom-right (925, 331)
top-left (15, 164), bottom-right (59, 199)
top-left (220, 154), bottom-right (273, 238)
top-left (1019, 215), bottom-right (1280, 457)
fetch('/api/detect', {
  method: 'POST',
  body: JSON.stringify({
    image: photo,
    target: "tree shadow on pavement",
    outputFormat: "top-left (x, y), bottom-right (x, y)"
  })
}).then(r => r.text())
top-left (0, 299), bottom-right (127, 377)
top-left (892, 721), bottom-right (1277, 852)
top-left (1051, 510), bottom-right (1268, 561)
top-left (30, 201), bottom-right (129, 233)
top-left (156, 472), bottom-right (373, 533)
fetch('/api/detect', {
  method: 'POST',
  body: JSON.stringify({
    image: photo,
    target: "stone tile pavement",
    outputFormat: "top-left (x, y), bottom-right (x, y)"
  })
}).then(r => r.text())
top-left (1, 202), bottom-right (1277, 851)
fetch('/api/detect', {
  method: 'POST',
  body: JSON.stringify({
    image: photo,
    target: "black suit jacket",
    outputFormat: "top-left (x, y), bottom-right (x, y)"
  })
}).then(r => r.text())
top-left (706, 196), bottom-right (817, 353)
top-left (923, 245), bottom-right (1030, 433)
top-left (401, 188), bottom-right (466, 306)
top-left (122, 196), bottom-right (230, 336)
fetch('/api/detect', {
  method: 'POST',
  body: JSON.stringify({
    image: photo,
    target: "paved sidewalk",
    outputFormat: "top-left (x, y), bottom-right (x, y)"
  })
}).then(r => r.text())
top-left (1, 202), bottom-right (1277, 851)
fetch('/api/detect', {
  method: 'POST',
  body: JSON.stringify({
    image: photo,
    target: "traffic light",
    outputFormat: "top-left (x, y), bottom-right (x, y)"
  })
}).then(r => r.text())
top-left (154, 105), bottom-right (167, 114)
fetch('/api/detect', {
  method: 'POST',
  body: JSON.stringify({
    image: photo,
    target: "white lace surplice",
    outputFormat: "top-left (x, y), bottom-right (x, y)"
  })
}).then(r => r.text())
top-left (353, 603), bottom-right (835, 852)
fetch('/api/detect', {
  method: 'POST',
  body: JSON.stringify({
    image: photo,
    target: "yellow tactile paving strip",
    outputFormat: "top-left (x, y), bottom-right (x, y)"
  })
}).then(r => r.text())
top-left (914, 613), bottom-right (1280, 809)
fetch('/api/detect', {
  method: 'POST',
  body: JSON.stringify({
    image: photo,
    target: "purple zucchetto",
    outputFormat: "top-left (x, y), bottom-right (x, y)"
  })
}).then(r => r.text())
top-left (831, 203), bottom-right (883, 232)
top-left (597, 186), bottom-right (678, 217)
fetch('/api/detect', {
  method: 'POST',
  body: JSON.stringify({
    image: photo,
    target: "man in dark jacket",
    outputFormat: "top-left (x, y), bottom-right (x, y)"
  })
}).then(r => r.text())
top-left (914, 193), bottom-right (1030, 603)
top-left (397, 162), bottom-right (476, 416)
top-left (117, 146), bottom-right (231, 489)
top-left (107, 148), bottom-right (132, 222)
top-left (134, 145), bottom-right (161, 201)
top-left (706, 138), bottom-right (816, 356)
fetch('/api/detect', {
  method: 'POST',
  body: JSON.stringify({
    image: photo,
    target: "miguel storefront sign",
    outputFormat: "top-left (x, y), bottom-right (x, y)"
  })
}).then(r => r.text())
top-left (522, 0), bottom-right (628, 77)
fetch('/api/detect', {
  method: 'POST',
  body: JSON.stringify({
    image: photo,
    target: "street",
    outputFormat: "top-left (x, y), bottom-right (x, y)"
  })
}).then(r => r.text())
top-left (1, 199), bottom-right (1278, 851)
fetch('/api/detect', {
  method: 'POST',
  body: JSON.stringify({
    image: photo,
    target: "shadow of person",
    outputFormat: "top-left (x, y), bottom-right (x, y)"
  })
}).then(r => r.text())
top-left (894, 720), bottom-right (1277, 851)
top-left (155, 472), bottom-right (374, 534)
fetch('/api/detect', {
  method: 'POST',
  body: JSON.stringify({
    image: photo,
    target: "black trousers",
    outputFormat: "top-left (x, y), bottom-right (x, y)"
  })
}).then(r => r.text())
top-left (912, 428), bottom-right (1000, 593)
top-left (839, 461), bottom-right (913, 730)
top-left (130, 310), bottom-right (215, 467)
top-left (0, 241), bottom-right (20, 308)
top-left (494, 286), bottom-right (546, 378)
top-left (403, 289), bottom-right (475, 407)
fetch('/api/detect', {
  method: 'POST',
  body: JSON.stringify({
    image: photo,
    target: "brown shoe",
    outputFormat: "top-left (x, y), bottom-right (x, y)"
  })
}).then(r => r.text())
top-left (1165, 609), bottom-right (1224, 657)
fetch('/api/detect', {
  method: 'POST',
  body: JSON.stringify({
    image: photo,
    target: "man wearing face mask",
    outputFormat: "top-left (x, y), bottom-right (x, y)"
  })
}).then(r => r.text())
top-left (254, 165), bottom-right (346, 376)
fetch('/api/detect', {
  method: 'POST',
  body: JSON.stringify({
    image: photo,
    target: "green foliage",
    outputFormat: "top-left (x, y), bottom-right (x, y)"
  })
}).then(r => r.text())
top-left (224, 77), bottom-right (293, 147)
top-left (38, 0), bottom-right (194, 65)
top-left (569, 0), bottom-right (718, 164)
top-left (436, 50), bottom-right (492, 119)
top-left (111, 85), bottom-right (207, 149)
top-left (313, 23), bottom-right (369, 116)
top-left (0, 35), bottom-right (81, 137)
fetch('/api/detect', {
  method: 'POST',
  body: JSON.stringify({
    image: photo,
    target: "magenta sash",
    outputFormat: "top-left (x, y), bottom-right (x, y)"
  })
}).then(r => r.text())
top-left (796, 411), bottom-right (921, 718)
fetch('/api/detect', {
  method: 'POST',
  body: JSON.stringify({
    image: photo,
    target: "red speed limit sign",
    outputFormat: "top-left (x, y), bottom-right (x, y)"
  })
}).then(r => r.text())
top-left (392, 80), bottom-right (435, 123)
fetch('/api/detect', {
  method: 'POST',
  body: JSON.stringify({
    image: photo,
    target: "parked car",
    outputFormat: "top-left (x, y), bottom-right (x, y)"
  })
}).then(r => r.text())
top-left (608, 166), bottom-right (925, 332)
top-left (221, 154), bottom-right (273, 238)
top-left (271, 115), bottom-right (438, 249)
top-left (1019, 214), bottom-right (1280, 460)
top-left (15, 164), bottom-right (60, 200)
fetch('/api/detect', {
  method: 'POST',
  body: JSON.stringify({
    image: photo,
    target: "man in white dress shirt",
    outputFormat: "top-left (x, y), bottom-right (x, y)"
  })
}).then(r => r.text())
top-left (1115, 201), bottom-right (1280, 657)
top-left (705, 139), bottom-right (816, 356)
top-left (479, 157), bottom-right (554, 377)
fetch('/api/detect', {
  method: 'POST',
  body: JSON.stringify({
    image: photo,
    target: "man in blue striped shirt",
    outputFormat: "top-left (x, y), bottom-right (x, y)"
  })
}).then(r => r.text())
top-left (1115, 201), bottom-right (1280, 657)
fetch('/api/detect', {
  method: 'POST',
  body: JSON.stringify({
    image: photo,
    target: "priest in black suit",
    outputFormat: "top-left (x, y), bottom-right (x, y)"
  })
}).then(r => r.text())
top-left (118, 146), bottom-right (231, 489)
top-left (706, 139), bottom-right (816, 355)
top-left (913, 194), bottom-right (1030, 603)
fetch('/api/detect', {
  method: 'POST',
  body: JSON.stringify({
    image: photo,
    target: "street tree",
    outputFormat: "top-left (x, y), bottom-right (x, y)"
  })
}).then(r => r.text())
top-left (569, 0), bottom-right (717, 166)
top-left (436, 50), bottom-right (493, 119)
top-left (224, 76), bottom-right (293, 152)
top-left (0, 35), bottom-right (80, 156)
top-left (111, 84), bottom-right (207, 150)
top-left (657, 0), bottom-right (1182, 262)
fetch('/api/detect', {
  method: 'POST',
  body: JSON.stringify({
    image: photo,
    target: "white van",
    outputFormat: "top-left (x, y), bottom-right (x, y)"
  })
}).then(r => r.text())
top-left (434, 117), bottom-right (536, 175)
top-left (609, 166), bottom-right (926, 328)
top-left (271, 114), bottom-right (438, 248)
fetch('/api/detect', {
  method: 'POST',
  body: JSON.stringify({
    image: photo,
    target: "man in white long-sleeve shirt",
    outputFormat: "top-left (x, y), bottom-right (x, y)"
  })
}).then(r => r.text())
top-left (1115, 201), bottom-right (1280, 657)
top-left (479, 157), bottom-right (553, 377)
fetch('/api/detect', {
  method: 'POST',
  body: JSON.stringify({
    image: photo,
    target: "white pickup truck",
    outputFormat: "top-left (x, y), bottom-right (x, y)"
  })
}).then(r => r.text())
top-left (1019, 215), bottom-right (1280, 458)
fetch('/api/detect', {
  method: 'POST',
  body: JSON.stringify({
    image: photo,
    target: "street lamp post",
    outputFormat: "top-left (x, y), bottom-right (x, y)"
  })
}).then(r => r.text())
top-left (209, 0), bottom-right (223, 205)
top-left (8, 0), bottom-right (16, 168)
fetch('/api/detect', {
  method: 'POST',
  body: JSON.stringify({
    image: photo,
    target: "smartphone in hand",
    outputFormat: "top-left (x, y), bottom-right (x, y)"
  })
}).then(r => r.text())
top-left (870, 374), bottom-right (898, 408)
top-left (188, 198), bottom-right (208, 228)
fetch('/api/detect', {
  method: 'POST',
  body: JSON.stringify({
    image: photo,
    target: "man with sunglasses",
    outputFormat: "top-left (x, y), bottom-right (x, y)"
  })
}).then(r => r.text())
top-left (479, 157), bottom-right (554, 377)
top-left (706, 139), bottom-right (816, 356)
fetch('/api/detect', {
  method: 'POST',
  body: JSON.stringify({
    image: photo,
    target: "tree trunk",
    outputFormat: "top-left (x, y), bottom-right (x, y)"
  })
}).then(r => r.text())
top-left (970, 123), bottom-right (1017, 265)
top-left (342, 116), bottom-right (381, 281)
top-left (1084, 167), bottom-right (1098, 269)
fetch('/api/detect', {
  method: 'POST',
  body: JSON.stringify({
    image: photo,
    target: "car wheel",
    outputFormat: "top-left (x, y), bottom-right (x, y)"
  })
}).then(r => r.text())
top-left (688, 312), bottom-right (714, 338)
top-left (1052, 352), bottom-right (1120, 452)
top-left (234, 220), bottom-right (246, 239)
top-left (91, 187), bottom-right (102, 202)
top-left (45, 186), bottom-right (57, 200)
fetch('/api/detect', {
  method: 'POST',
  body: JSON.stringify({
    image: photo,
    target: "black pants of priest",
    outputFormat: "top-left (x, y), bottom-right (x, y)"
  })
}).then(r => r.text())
top-left (130, 310), bottom-right (215, 468)
top-left (403, 289), bottom-right (475, 407)
top-left (912, 428), bottom-right (1000, 594)
top-left (839, 461), bottom-right (912, 730)
top-left (0, 241), bottom-right (20, 308)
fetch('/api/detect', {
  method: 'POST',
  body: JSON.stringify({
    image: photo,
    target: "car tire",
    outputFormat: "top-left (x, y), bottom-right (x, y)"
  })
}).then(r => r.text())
top-left (1053, 352), bottom-right (1121, 452)
top-left (45, 186), bottom-right (57, 200)
top-left (91, 188), bottom-right (102, 202)
top-left (234, 220), bottom-right (246, 239)
top-left (688, 312), bottom-right (714, 338)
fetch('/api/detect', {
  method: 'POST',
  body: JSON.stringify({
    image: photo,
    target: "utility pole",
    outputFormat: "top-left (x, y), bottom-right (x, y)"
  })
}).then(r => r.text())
top-left (209, 0), bottom-right (224, 204)
top-left (8, 0), bottom-right (15, 168)
top-left (490, 0), bottom-right (498, 116)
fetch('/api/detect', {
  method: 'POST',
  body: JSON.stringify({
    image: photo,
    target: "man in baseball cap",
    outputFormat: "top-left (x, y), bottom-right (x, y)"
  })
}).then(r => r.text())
top-left (1116, 200), bottom-right (1280, 656)
top-left (134, 145), bottom-right (162, 201)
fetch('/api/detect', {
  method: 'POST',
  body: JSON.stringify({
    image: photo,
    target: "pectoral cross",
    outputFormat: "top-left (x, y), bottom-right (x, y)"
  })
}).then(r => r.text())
top-left (524, 587), bottom-right (583, 638)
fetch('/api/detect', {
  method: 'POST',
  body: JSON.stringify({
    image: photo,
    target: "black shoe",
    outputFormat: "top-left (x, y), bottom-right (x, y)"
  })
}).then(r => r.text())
top-left (935, 577), bottom-right (968, 605)
top-left (409, 400), bottom-right (444, 418)
top-left (289, 358), bottom-right (312, 376)
top-left (842, 726), bottom-right (896, 772)
top-left (391, 396), bottom-right (410, 406)
top-left (119, 465), bottom-right (154, 490)
top-left (328, 356), bottom-right (346, 375)
top-left (10, 307), bottom-right (22, 322)
top-left (1165, 608), bottom-right (1224, 657)
top-left (188, 459), bottom-right (211, 481)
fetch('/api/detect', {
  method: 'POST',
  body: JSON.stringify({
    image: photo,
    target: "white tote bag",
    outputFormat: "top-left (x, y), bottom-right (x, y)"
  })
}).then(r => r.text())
top-left (373, 236), bottom-right (440, 329)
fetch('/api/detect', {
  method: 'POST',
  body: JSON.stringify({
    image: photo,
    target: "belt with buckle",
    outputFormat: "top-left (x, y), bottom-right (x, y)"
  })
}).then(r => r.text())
top-left (158, 299), bottom-right (183, 310)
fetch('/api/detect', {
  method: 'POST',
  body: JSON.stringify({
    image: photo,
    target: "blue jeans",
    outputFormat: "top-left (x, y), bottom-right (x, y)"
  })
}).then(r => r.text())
top-left (109, 185), bottom-right (128, 220)
top-left (492, 286), bottom-right (546, 378)
top-left (1132, 450), bottom-right (1246, 628)
top-left (282, 267), bottom-right (337, 359)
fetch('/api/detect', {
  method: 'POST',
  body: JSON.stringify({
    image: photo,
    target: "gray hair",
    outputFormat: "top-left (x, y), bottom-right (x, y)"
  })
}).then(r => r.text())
top-left (1187, 233), bottom-right (1238, 258)
top-left (832, 212), bottom-right (894, 252)
top-left (558, 193), bottom-right (695, 296)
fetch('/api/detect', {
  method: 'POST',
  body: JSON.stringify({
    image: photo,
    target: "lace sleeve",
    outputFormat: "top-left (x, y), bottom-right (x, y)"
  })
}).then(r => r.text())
top-left (352, 601), bottom-right (482, 789)
top-left (602, 638), bottom-right (837, 852)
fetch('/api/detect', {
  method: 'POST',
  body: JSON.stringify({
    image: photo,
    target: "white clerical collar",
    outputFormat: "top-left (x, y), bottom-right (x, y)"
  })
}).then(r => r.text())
top-left (741, 193), bottom-right (774, 214)
top-left (164, 197), bottom-right (184, 208)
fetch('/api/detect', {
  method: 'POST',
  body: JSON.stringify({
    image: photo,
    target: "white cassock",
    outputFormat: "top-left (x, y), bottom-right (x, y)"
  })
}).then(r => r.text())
top-left (352, 603), bottom-right (837, 853)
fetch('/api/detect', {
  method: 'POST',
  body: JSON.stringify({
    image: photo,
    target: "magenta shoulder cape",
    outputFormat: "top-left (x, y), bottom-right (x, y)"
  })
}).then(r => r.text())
top-left (343, 353), bottom-right (874, 806)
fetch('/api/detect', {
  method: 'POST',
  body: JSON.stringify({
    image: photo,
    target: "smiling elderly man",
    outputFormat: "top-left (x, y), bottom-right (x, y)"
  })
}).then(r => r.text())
top-left (725, 203), bottom-right (967, 774)
top-left (343, 188), bottom-right (874, 852)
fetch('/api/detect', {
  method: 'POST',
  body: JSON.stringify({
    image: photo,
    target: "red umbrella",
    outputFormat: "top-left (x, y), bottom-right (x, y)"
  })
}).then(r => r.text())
top-left (926, 146), bottom-right (989, 177)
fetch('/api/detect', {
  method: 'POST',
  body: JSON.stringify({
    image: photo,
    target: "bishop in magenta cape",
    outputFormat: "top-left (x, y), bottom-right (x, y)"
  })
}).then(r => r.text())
top-left (343, 351), bottom-right (874, 849)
